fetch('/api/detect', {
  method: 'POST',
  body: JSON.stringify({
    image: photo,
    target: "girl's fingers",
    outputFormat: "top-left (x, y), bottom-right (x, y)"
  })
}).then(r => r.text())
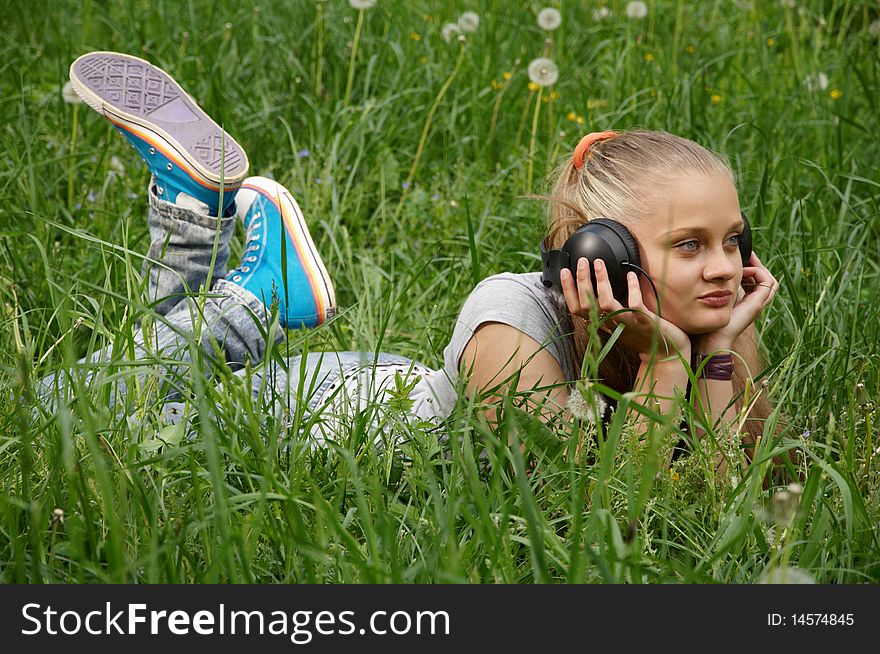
top-left (576, 257), bottom-right (596, 313)
top-left (737, 265), bottom-right (778, 314)
top-left (593, 259), bottom-right (621, 315)
top-left (560, 267), bottom-right (581, 315)
top-left (626, 270), bottom-right (644, 310)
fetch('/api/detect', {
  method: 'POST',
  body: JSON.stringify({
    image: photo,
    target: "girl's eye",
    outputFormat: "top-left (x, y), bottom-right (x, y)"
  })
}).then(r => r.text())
top-left (675, 234), bottom-right (742, 252)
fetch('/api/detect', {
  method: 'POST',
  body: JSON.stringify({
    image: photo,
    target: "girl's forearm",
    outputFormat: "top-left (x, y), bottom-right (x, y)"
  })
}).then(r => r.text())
top-left (629, 356), bottom-right (690, 457)
top-left (693, 375), bottom-right (738, 475)
top-left (691, 336), bottom-right (741, 475)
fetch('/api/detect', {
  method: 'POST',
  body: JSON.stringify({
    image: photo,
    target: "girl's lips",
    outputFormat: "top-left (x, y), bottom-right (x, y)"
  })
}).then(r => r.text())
top-left (697, 294), bottom-right (732, 307)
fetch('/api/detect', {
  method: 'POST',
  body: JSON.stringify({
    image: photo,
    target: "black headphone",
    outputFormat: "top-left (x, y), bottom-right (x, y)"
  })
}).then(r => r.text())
top-left (540, 212), bottom-right (752, 309)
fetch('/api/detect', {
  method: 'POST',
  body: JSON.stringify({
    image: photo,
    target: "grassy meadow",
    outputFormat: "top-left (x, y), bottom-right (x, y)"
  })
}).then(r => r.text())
top-left (1, 0), bottom-right (879, 583)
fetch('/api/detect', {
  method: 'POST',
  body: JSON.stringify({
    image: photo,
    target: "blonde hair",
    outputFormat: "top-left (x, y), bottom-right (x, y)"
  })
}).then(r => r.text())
top-left (545, 129), bottom-right (784, 469)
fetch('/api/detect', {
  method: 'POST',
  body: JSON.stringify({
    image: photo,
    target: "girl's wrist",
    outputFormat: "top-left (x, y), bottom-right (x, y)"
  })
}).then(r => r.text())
top-left (639, 345), bottom-right (691, 367)
top-left (692, 352), bottom-right (735, 381)
top-left (692, 335), bottom-right (736, 353)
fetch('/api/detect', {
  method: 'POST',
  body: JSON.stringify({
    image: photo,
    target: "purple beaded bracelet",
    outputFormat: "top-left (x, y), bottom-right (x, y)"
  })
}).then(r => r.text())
top-left (692, 352), bottom-right (734, 381)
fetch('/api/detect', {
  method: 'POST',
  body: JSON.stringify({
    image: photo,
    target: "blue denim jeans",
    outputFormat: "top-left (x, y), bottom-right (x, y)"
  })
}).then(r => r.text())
top-left (35, 182), bottom-right (435, 447)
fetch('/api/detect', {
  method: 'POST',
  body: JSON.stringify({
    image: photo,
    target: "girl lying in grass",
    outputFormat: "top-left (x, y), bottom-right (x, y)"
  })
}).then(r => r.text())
top-left (41, 51), bottom-right (786, 478)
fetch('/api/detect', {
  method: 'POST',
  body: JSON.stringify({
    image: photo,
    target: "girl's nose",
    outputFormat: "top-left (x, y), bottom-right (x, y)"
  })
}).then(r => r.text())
top-left (704, 248), bottom-right (738, 280)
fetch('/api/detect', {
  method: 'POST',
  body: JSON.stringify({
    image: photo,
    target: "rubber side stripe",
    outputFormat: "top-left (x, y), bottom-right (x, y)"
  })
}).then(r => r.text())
top-left (107, 116), bottom-right (242, 193)
top-left (242, 183), bottom-right (327, 324)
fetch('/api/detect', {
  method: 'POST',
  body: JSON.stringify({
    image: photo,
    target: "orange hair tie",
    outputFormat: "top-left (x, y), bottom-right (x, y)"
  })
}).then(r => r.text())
top-left (572, 131), bottom-right (618, 169)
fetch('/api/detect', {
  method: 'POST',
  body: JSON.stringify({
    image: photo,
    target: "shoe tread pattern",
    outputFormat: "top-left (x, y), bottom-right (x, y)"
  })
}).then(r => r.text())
top-left (74, 53), bottom-right (246, 178)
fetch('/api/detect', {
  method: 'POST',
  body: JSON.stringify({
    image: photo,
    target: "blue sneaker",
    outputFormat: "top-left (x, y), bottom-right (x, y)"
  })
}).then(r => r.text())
top-left (69, 51), bottom-right (248, 216)
top-left (227, 177), bottom-right (336, 328)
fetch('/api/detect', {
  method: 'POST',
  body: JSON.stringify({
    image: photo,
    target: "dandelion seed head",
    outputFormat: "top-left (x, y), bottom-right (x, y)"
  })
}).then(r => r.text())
top-left (528, 57), bottom-right (559, 87)
top-left (593, 7), bottom-right (611, 21)
top-left (566, 386), bottom-right (607, 424)
top-left (626, 1), bottom-right (648, 20)
top-left (779, 0), bottom-right (797, 8)
top-left (803, 72), bottom-right (829, 92)
top-left (349, 0), bottom-right (377, 9)
top-left (758, 565), bottom-right (814, 584)
top-left (62, 81), bottom-right (83, 104)
top-left (870, 19), bottom-right (880, 39)
top-left (50, 508), bottom-right (65, 526)
top-left (109, 155), bottom-right (125, 174)
top-left (442, 23), bottom-right (460, 42)
top-left (458, 11), bottom-right (480, 32)
top-left (769, 488), bottom-right (800, 527)
top-left (537, 7), bottom-right (562, 31)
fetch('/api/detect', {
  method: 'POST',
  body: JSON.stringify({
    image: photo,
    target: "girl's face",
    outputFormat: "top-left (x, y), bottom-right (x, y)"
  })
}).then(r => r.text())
top-left (628, 171), bottom-right (745, 335)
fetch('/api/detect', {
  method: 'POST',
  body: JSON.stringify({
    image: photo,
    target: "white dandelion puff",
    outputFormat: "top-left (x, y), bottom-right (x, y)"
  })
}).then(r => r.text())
top-left (348, 0), bottom-right (376, 9)
top-left (758, 565), bottom-right (815, 584)
top-left (458, 11), bottom-right (480, 33)
top-left (779, 0), bottom-right (797, 8)
top-left (441, 22), bottom-right (461, 43)
top-left (566, 386), bottom-right (607, 424)
top-left (62, 81), bottom-right (83, 104)
top-left (50, 508), bottom-right (65, 527)
top-left (770, 487), bottom-right (801, 526)
top-left (626, 1), bottom-right (648, 19)
top-left (803, 72), bottom-right (829, 92)
top-left (528, 57), bottom-right (559, 87)
top-left (537, 7), bottom-right (562, 31)
top-left (869, 19), bottom-right (880, 39)
top-left (593, 6), bottom-right (611, 21)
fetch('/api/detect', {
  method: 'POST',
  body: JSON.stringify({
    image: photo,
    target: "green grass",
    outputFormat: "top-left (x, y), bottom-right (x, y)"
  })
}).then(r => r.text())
top-left (1, 0), bottom-right (879, 583)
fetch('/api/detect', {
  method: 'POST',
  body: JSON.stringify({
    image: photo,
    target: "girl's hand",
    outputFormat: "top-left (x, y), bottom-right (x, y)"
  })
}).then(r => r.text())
top-left (694, 251), bottom-right (779, 352)
top-left (560, 257), bottom-right (691, 363)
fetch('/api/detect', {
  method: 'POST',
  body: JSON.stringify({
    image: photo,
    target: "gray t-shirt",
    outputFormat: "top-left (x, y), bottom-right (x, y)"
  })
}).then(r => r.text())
top-left (409, 272), bottom-right (577, 422)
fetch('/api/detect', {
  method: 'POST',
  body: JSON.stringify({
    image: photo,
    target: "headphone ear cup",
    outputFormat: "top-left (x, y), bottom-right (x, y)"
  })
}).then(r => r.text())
top-left (568, 219), bottom-right (641, 306)
top-left (597, 219), bottom-right (641, 270)
top-left (739, 211), bottom-right (753, 266)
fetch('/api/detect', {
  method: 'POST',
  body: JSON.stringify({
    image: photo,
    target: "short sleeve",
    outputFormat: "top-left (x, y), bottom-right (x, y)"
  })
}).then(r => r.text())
top-left (442, 272), bottom-right (576, 382)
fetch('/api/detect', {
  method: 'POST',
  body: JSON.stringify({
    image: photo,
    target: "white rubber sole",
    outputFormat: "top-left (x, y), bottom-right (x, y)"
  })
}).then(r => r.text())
top-left (69, 51), bottom-right (248, 189)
